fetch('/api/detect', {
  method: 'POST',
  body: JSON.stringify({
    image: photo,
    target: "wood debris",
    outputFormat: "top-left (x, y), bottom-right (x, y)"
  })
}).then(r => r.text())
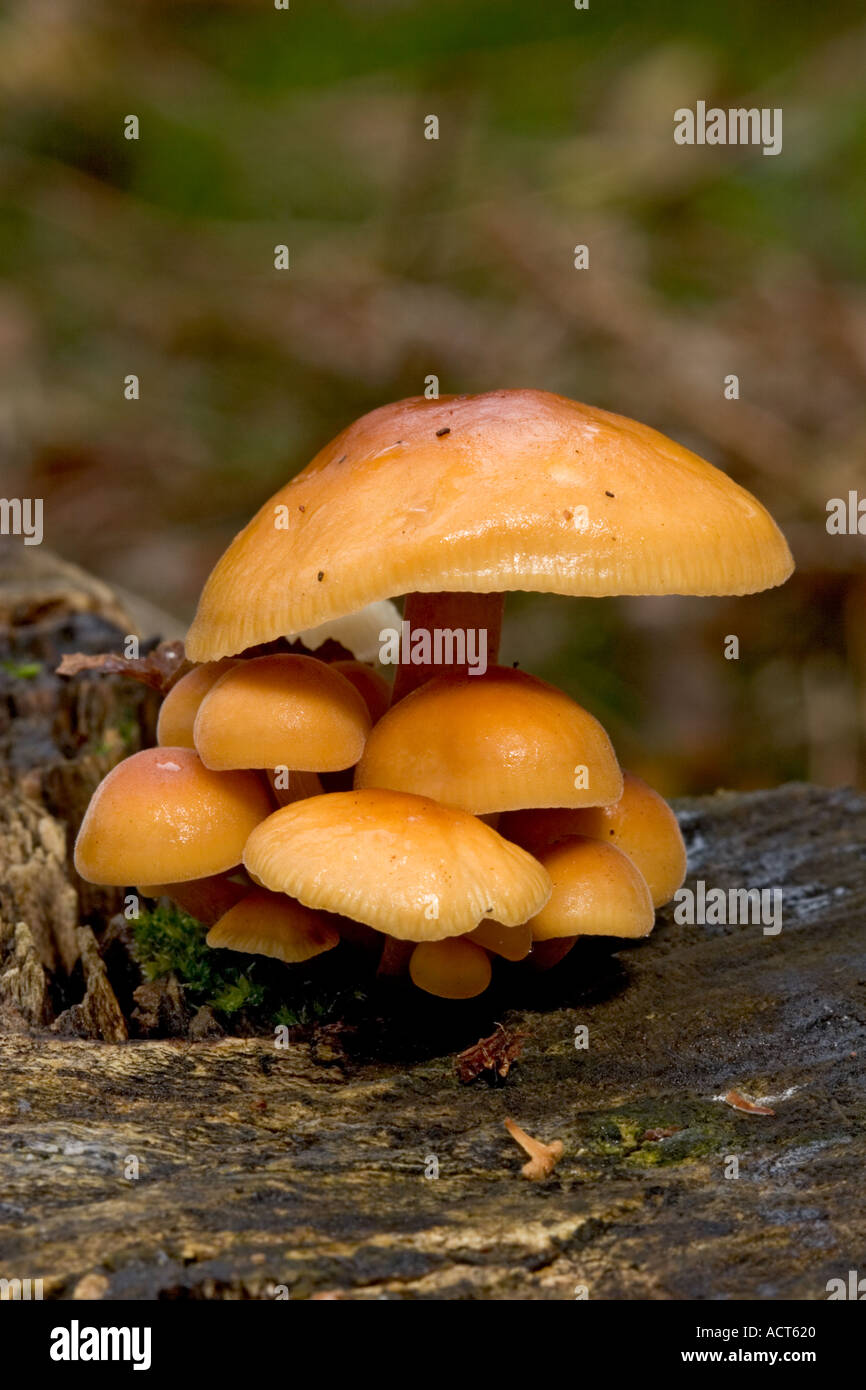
top-left (455, 1022), bottom-right (527, 1083)
top-left (56, 639), bottom-right (188, 693)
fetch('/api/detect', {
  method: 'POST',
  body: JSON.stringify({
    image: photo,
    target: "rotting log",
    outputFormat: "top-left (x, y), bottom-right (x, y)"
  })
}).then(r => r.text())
top-left (0, 540), bottom-right (864, 1299)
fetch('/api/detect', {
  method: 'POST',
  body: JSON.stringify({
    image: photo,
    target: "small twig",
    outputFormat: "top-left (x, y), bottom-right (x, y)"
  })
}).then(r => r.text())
top-left (504, 1117), bottom-right (563, 1180)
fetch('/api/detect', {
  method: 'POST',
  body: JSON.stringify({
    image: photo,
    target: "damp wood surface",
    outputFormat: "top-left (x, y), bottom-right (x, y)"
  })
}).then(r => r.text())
top-left (0, 541), bottom-right (864, 1299)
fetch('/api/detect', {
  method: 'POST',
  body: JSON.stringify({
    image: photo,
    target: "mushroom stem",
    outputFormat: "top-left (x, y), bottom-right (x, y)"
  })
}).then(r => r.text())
top-left (504, 1117), bottom-right (564, 1180)
top-left (376, 936), bottom-right (415, 977)
top-left (391, 591), bottom-right (504, 703)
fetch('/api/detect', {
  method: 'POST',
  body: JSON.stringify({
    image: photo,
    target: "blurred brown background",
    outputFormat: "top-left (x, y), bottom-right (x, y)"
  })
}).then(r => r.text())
top-left (2, 0), bottom-right (865, 794)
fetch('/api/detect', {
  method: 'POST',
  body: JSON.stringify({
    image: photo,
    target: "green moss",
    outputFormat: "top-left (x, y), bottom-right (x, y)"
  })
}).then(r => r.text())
top-left (0, 659), bottom-right (42, 679)
top-left (132, 900), bottom-right (365, 1027)
top-left (580, 1105), bottom-right (748, 1169)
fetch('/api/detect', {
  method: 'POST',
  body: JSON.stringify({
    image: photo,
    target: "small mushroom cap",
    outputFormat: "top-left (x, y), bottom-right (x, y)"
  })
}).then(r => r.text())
top-left (409, 938), bottom-right (493, 999)
top-left (330, 660), bottom-right (391, 724)
top-left (186, 389), bottom-right (793, 661)
top-left (528, 835), bottom-right (654, 940)
top-left (500, 771), bottom-right (686, 908)
top-left (74, 747), bottom-right (273, 886)
top-left (156, 660), bottom-right (237, 748)
top-left (206, 888), bottom-right (340, 963)
top-left (243, 788), bottom-right (551, 941)
top-left (354, 667), bottom-right (623, 814)
top-left (193, 654), bottom-right (371, 772)
top-left (468, 919), bottom-right (532, 961)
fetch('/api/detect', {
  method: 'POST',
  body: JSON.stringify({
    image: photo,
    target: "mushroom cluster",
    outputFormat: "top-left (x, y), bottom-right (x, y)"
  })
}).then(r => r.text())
top-left (75, 390), bottom-right (793, 1002)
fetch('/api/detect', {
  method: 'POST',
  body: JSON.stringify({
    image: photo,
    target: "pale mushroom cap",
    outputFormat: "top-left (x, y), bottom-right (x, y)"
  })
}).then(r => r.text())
top-left (354, 667), bottom-right (623, 814)
top-left (528, 835), bottom-right (655, 940)
top-left (156, 660), bottom-right (238, 749)
top-left (330, 659), bottom-right (391, 724)
top-left (500, 771), bottom-right (687, 908)
top-left (74, 747), bottom-right (273, 886)
top-left (468, 919), bottom-right (533, 961)
top-left (243, 788), bottom-right (552, 941)
top-left (193, 654), bottom-right (371, 772)
top-left (409, 938), bottom-right (493, 999)
top-left (206, 888), bottom-right (340, 964)
top-left (186, 389), bottom-right (794, 661)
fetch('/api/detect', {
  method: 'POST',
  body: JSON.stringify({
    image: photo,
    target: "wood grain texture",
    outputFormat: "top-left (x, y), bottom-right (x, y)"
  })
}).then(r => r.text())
top-left (1, 782), bottom-right (863, 1301)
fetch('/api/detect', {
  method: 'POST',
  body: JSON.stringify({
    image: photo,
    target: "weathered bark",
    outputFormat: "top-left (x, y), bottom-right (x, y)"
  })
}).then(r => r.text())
top-left (0, 782), bottom-right (862, 1300)
top-left (0, 538), bottom-right (163, 1032)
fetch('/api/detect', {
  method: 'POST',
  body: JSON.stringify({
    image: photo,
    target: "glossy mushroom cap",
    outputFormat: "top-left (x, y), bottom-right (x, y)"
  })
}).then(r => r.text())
top-left (186, 389), bottom-right (794, 661)
top-left (354, 667), bottom-right (623, 814)
top-left (193, 654), bottom-right (371, 772)
top-left (528, 835), bottom-right (655, 941)
top-left (409, 938), bottom-right (493, 999)
top-left (243, 788), bottom-right (551, 941)
top-left (206, 889), bottom-right (340, 963)
top-left (156, 660), bottom-right (237, 748)
top-left (74, 747), bottom-right (273, 886)
top-left (501, 771), bottom-right (687, 908)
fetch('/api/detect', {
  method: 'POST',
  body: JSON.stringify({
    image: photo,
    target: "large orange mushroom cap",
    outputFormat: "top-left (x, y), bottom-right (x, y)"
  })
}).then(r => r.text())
top-left (193, 654), bottom-right (371, 772)
top-left (74, 747), bottom-right (273, 886)
top-left (186, 389), bottom-right (794, 661)
top-left (354, 666), bottom-right (622, 814)
top-left (243, 788), bottom-right (551, 941)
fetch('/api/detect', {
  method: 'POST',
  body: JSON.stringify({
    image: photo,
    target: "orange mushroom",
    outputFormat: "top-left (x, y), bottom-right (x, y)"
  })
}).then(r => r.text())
top-left (74, 747), bottom-right (272, 886)
top-left (409, 938), bottom-right (493, 999)
top-left (501, 771), bottom-right (687, 908)
top-left (193, 654), bottom-right (370, 772)
top-left (354, 667), bottom-right (622, 815)
top-left (206, 889), bottom-right (341, 964)
top-left (243, 788), bottom-right (551, 942)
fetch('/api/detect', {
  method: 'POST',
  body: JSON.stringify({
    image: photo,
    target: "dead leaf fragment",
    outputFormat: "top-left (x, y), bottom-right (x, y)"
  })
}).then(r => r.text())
top-left (724, 1089), bottom-right (775, 1116)
top-left (456, 1023), bottom-right (527, 1083)
top-left (56, 639), bottom-right (189, 693)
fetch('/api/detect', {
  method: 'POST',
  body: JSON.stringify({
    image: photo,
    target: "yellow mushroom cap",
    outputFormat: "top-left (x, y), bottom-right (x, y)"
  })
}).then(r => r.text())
top-left (354, 667), bottom-right (622, 814)
top-left (468, 919), bottom-right (532, 961)
top-left (74, 747), bottom-right (273, 886)
top-left (528, 835), bottom-right (654, 941)
top-left (156, 660), bottom-right (237, 749)
top-left (193, 654), bottom-right (371, 772)
top-left (409, 938), bottom-right (493, 999)
top-left (330, 659), bottom-right (391, 724)
top-left (500, 771), bottom-right (686, 908)
top-left (206, 889), bottom-right (340, 964)
top-left (186, 389), bottom-right (794, 662)
top-left (243, 788), bottom-right (551, 941)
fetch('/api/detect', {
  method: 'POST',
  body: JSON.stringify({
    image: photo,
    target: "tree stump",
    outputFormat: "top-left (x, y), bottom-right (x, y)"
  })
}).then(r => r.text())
top-left (0, 539), bottom-right (863, 1300)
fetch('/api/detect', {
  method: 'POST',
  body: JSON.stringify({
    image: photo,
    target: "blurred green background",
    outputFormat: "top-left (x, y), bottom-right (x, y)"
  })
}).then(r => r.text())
top-left (2, 0), bottom-right (865, 794)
